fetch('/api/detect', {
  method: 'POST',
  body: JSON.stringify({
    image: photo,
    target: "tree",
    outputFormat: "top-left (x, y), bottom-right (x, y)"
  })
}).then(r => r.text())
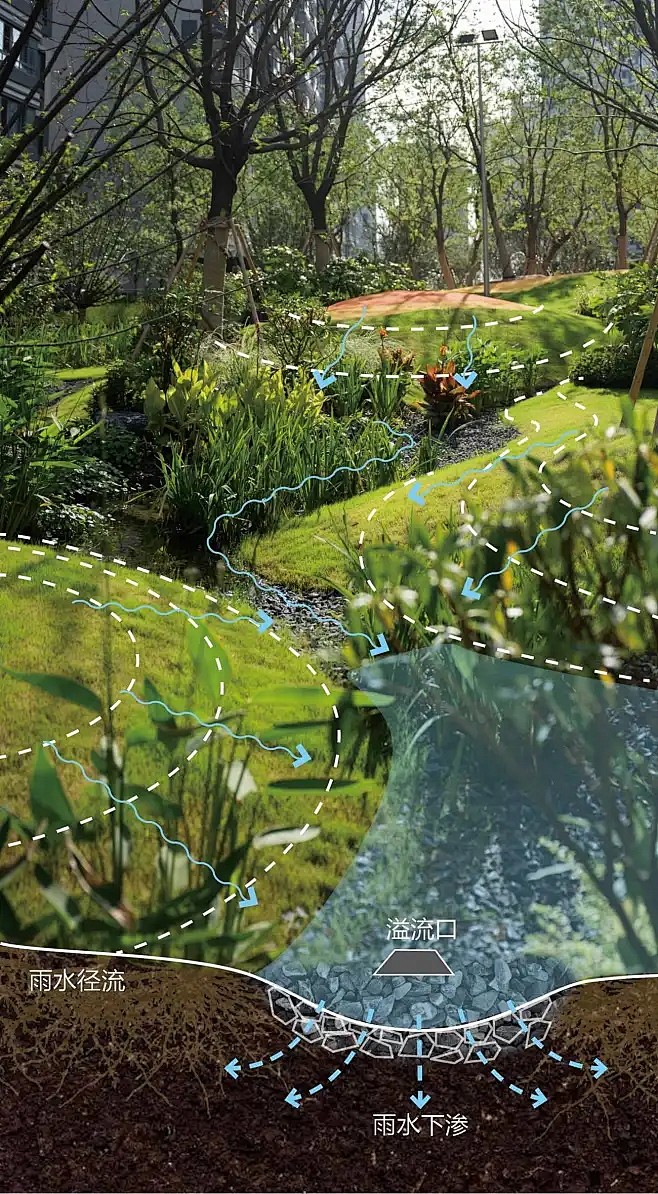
top-left (271, 0), bottom-right (445, 272)
top-left (0, 0), bottom-right (200, 314)
top-left (138, 0), bottom-right (464, 324)
top-left (499, 0), bottom-right (658, 135)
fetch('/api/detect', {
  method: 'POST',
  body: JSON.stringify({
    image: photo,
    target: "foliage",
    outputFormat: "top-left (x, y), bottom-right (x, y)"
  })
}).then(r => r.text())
top-left (0, 351), bottom-right (97, 539)
top-left (0, 633), bottom-right (280, 965)
top-left (338, 410), bottom-right (658, 968)
top-left (596, 264), bottom-right (658, 346)
top-left (572, 340), bottom-right (658, 388)
top-left (317, 254), bottom-right (426, 303)
top-left (161, 402), bottom-right (407, 544)
top-left (417, 349), bottom-right (479, 429)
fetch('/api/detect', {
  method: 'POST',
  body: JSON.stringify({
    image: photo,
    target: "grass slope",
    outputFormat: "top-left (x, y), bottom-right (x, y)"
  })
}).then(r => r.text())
top-left (245, 387), bottom-right (658, 591)
top-left (0, 546), bottom-right (379, 953)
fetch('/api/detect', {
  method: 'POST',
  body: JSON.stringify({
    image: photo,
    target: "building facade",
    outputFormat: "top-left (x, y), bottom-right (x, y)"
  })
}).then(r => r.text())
top-left (0, 0), bottom-right (47, 143)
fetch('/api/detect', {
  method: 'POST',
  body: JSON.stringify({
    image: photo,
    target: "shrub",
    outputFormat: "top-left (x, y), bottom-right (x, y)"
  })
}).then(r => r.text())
top-left (317, 254), bottom-right (425, 303)
top-left (258, 246), bottom-right (317, 299)
top-left (571, 341), bottom-right (658, 388)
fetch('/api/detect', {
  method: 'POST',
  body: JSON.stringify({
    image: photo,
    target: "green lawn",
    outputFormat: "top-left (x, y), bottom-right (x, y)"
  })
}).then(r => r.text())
top-left (0, 546), bottom-right (380, 954)
top-left (245, 386), bottom-right (658, 592)
top-left (343, 303), bottom-right (601, 379)
top-left (50, 365), bottom-right (110, 422)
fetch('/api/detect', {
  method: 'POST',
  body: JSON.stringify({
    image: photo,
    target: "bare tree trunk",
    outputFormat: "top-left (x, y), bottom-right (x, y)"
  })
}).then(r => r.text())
top-left (202, 163), bottom-right (240, 332)
top-left (435, 228), bottom-right (456, 289)
top-left (485, 176), bottom-right (515, 280)
top-left (643, 216), bottom-right (658, 267)
top-left (615, 199), bottom-right (629, 270)
top-left (525, 218), bottom-right (541, 274)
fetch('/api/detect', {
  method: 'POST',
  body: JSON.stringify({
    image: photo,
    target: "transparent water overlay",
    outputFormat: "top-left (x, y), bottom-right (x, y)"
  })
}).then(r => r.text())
top-left (263, 644), bottom-right (658, 1028)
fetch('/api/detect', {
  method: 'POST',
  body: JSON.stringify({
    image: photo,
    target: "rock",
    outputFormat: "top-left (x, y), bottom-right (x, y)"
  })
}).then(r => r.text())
top-left (281, 961), bottom-right (307, 978)
top-left (393, 982), bottom-right (412, 1000)
top-left (473, 990), bottom-right (498, 1012)
top-left (494, 958), bottom-right (512, 990)
top-left (340, 1002), bottom-right (364, 1020)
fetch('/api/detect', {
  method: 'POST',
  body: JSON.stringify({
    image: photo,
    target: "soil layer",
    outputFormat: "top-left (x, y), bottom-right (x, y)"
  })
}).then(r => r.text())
top-left (0, 949), bottom-right (656, 1193)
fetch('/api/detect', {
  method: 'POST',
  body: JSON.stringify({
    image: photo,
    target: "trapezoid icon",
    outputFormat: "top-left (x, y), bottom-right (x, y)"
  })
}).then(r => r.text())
top-left (373, 949), bottom-right (454, 978)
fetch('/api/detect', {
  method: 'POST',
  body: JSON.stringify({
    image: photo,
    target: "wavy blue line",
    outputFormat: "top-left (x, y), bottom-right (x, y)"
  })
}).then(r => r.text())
top-left (43, 742), bottom-right (249, 902)
top-left (465, 315), bottom-right (477, 372)
top-left (320, 305), bottom-right (368, 378)
top-left (205, 420), bottom-right (414, 528)
top-left (204, 420), bottom-right (413, 649)
top-left (418, 431), bottom-right (580, 499)
top-left (473, 487), bottom-right (608, 592)
top-left (120, 691), bottom-right (310, 766)
top-left (73, 598), bottom-right (257, 629)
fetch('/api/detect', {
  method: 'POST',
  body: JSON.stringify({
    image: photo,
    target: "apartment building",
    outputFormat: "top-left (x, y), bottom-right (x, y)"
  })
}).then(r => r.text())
top-left (0, 0), bottom-right (47, 141)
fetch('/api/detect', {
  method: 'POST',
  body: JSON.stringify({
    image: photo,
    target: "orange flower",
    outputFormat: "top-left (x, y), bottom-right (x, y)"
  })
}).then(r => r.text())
top-left (439, 344), bottom-right (448, 356)
top-left (379, 327), bottom-right (388, 339)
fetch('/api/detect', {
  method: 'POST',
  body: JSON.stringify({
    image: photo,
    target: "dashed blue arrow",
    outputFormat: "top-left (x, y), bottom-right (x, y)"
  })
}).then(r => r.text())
top-left (406, 432), bottom-right (580, 508)
top-left (457, 1008), bottom-right (547, 1109)
top-left (284, 1008), bottom-right (375, 1108)
top-left (461, 487), bottom-right (608, 599)
top-left (226, 1002), bottom-right (326, 1082)
top-left (312, 306), bottom-right (368, 390)
top-left (410, 1014), bottom-right (431, 1108)
top-left (506, 1001), bottom-right (608, 1079)
top-left (120, 692), bottom-right (312, 769)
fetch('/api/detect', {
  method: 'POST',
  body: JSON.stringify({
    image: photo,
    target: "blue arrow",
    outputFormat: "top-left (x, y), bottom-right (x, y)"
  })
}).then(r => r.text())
top-left (312, 306), bottom-right (368, 391)
top-left (465, 487), bottom-right (608, 597)
top-left (238, 886), bottom-right (259, 909)
top-left (454, 316), bottom-right (478, 389)
top-left (292, 743), bottom-right (312, 768)
top-left (405, 432), bottom-right (580, 507)
top-left (74, 597), bottom-right (274, 635)
top-left (506, 1001), bottom-right (608, 1079)
top-left (461, 577), bottom-right (482, 601)
top-left (227, 1002), bottom-right (327, 1081)
top-left (121, 692), bottom-right (312, 769)
top-left (44, 743), bottom-right (254, 905)
top-left (255, 609), bottom-right (273, 634)
top-left (369, 634), bottom-right (390, 657)
top-left (407, 482), bottom-right (426, 507)
top-left (283, 1008), bottom-right (375, 1107)
top-left (204, 421), bottom-right (413, 656)
top-left (410, 1014), bottom-right (432, 1108)
top-left (458, 1008), bottom-right (548, 1109)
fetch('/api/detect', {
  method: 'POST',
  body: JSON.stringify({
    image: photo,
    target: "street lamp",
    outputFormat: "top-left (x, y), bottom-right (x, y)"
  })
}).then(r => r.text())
top-left (456, 27), bottom-right (500, 298)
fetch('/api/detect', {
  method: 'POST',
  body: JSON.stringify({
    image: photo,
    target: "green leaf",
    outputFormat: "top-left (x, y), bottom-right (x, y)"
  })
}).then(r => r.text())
top-left (128, 785), bottom-right (182, 820)
top-left (30, 746), bottom-right (75, 827)
top-left (2, 667), bottom-right (101, 713)
top-left (0, 892), bottom-right (22, 937)
top-left (253, 826), bottom-right (320, 849)
top-left (35, 864), bottom-right (82, 930)
top-left (142, 677), bottom-right (176, 726)
top-left (256, 685), bottom-right (331, 708)
top-left (186, 621), bottom-right (231, 701)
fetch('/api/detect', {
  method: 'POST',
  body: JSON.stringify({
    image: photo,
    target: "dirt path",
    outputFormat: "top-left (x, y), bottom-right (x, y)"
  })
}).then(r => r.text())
top-left (327, 289), bottom-right (535, 319)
